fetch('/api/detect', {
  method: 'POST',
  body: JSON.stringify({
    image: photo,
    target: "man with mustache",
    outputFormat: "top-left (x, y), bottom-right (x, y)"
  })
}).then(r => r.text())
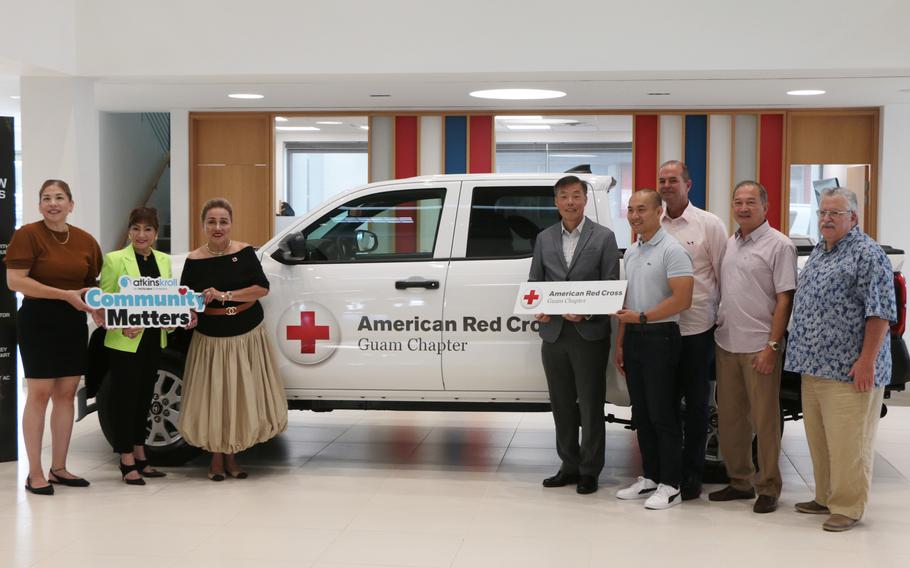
top-left (709, 181), bottom-right (797, 514)
top-left (529, 175), bottom-right (620, 495)
top-left (657, 160), bottom-right (728, 500)
top-left (785, 187), bottom-right (896, 532)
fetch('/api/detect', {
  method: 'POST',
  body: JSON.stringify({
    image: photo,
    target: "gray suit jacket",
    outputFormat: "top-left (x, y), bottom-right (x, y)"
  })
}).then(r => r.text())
top-left (528, 218), bottom-right (620, 343)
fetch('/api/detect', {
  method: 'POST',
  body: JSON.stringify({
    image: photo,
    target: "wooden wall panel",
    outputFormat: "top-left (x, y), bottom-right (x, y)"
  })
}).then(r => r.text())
top-left (190, 113), bottom-right (273, 248)
top-left (788, 113), bottom-right (876, 165)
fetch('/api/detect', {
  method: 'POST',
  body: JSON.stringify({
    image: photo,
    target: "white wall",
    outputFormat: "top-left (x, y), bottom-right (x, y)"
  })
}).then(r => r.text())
top-left (20, 76), bottom-right (100, 236)
top-left (98, 112), bottom-right (168, 251)
top-left (170, 110), bottom-right (189, 253)
top-left (0, 0), bottom-right (76, 74)
top-left (73, 0), bottom-right (910, 77)
top-left (878, 104), bottom-right (910, 254)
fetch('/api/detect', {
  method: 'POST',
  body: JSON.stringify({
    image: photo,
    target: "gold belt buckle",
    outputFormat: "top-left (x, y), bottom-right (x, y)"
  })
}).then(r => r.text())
top-left (226, 306), bottom-right (237, 316)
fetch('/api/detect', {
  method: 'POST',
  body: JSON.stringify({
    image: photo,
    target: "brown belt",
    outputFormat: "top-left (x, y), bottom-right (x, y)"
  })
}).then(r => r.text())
top-left (204, 301), bottom-right (255, 316)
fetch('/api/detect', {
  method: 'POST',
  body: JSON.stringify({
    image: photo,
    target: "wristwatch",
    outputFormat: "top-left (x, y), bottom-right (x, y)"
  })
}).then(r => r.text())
top-left (767, 340), bottom-right (780, 352)
top-left (639, 312), bottom-right (648, 324)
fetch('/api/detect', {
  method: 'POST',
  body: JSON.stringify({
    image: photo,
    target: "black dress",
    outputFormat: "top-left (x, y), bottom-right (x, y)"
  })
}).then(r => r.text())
top-left (177, 246), bottom-right (287, 454)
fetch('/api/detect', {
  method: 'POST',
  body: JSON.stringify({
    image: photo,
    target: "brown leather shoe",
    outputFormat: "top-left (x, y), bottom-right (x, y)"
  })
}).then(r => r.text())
top-left (823, 514), bottom-right (859, 532)
top-left (708, 485), bottom-right (756, 502)
top-left (753, 495), bottom-right (778, 514)
top-left (794, 500), bottom-right (830, 514)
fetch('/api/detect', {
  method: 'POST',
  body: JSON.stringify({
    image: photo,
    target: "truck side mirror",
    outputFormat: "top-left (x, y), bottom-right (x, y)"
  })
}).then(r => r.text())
top-left (271, 233), bottom-right (309, 265)
top-left (355, 229), bottom-right (378, 252)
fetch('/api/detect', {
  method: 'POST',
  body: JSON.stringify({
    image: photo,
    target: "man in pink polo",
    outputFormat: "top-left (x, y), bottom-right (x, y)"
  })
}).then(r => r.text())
top-left (658, 160), bottom-right (728, 500)
top-left (709, 180), bottom-right (797, 514)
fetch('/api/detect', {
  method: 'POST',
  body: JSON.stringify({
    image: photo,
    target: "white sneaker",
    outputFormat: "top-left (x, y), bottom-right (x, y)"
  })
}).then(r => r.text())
top-left (616, 477), bottom-right (658, 500)
top-left (644, 484), bottom-right (681, 510)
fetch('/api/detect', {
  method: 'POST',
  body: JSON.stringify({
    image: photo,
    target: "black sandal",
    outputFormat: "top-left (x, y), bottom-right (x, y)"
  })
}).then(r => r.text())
top-left (135, 458), bottom-right (167, 478)
top-left (119, 462), bottom-right (146, 486)
top-left (48, 468), bottom-right (90, 488)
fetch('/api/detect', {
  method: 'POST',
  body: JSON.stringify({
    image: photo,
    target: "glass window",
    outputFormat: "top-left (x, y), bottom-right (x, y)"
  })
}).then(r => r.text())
top-left (273, 189), bottom-right (445, 264)
top-left (465, 186), bottom-right (558, 259)
top-left (286, 142), bottom-right (368, 214)
top-left (788, 164), bottom-right (868, 244)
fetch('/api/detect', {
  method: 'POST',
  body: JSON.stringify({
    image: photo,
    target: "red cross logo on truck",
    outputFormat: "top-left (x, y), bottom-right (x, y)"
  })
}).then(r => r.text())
top-left (286, 311), bottom-right (330, 354)
top-left (524, 289), bottom-right (541, 306)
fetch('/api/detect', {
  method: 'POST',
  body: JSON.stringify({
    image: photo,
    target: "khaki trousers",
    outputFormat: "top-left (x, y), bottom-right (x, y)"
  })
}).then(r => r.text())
top-left (715, 345), bottom-right (782, 497)
top-left (801, 375), bottom-right (883, 520)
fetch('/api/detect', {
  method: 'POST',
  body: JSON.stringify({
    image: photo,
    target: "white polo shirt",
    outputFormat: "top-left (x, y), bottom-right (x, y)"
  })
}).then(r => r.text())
top-left (624, 227), bottom-right (694, 324)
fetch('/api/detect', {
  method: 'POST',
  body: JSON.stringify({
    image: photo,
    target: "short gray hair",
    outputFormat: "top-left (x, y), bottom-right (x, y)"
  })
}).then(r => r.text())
top-left (732, 180), bottom-right (767, 207)
top-left (820, 187), bottom-right (859, 212)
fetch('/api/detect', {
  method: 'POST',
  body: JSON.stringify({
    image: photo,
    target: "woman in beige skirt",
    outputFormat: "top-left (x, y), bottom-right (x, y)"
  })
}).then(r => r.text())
top-left (179, 198), bottom-right (287, 480)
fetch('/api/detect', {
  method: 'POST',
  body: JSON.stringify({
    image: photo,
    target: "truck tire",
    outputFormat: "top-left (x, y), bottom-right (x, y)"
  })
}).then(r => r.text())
top-left (96, 349), bottom-right (200, 466)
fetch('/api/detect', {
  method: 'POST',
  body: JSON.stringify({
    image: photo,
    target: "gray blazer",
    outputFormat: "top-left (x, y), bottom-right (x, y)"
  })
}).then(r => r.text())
top-left (528, 218), bottom-right (620, 343)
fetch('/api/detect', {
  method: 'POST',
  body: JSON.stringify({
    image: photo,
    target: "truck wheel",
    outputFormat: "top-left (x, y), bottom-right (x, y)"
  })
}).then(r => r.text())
top-left (97, 349), bottom-right (200, 466)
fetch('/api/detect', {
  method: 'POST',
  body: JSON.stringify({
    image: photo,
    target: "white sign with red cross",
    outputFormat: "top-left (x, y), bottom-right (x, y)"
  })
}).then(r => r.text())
top-left (276, 301), bottom-right (341, 365)
top-left (513, 281), bottom-right (627, 315)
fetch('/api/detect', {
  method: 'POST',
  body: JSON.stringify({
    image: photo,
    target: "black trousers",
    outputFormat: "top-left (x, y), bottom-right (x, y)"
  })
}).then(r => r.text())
top-left (541, 324), bottom-right (609, 477)
top-left (107, 331), bottom-right (162, 454)
top-left (678, 328), bottom-right (715, 483)
top-left (624, 323), bottom-right (683, 487)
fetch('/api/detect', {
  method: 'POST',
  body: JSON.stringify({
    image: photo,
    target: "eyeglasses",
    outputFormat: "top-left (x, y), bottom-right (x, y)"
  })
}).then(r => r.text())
top-left (816, 209), bottom-right (851, 219)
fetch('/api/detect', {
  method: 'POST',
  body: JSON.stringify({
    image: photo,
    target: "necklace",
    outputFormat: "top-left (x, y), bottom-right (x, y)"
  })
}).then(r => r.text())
top-left (205, 240), bottom-right (231, 256)
top-left (46, 223), bottom-right (70, 245)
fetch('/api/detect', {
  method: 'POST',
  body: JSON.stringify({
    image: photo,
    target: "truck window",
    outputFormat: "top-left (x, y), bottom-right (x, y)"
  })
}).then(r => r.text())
top-left (465, 186), bottom-right (558, 259)
top-left (275, 188), bottom-right (445, 263)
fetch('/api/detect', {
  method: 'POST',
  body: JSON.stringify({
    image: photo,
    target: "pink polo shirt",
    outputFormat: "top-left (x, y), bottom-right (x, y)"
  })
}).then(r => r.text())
top-left (661, 202), bottom-right (728, 336)
top-left (715, 221), bottom-right (797, 353)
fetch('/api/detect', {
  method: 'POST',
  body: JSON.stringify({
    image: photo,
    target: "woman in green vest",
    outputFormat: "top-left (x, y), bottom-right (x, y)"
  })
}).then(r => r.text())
top-left (99, 207), bottom-right (171, 485)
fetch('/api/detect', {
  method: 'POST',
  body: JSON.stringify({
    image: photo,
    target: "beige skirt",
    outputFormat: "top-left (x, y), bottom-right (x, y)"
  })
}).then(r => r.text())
top-left (178, 323), bottom-right (288, 454)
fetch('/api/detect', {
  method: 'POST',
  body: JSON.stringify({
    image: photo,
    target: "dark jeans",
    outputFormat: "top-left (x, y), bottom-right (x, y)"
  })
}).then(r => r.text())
top-left (541, 324), bottom-right (609, 477)
top-left (678, 328), bottom-right (715, 483)
top-left (106, 330), bottom-right (162, 454)
top-left (624, 323), bottom-right (683, 488)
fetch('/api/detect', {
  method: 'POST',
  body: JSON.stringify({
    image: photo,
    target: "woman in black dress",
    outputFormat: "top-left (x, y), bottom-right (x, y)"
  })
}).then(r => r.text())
top-left (178, 198), bottom-right (287, 480)
top-left (5, 180), bottom-right (102, 495)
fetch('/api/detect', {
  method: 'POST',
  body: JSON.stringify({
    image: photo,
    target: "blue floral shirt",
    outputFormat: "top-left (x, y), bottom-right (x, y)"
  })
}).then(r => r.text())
top-left (785, 226), bottom-right (896, 387)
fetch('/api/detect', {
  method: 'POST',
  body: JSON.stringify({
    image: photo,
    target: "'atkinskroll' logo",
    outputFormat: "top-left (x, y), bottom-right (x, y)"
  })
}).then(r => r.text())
top-left (85, 276), bottom-right (205, 328)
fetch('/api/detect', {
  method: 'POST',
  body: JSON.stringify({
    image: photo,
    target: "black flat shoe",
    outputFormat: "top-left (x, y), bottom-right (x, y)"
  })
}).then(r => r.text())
top-left (576, 475), bottom-right (599, 495)
top-left (135, 459), bottom-right (167, 478)
top-left (119, 462), bottom-right (146, 486)
top-left (542, 470), bottom-right (580, 488)
top-left (25, 477), bottom-right (54, 496)
top-left (225, 469), bottom-right (248, 479)
top-left (48, 468), bottom-right (90, 488)
top-left (208, 471), bottom-right (225, 482)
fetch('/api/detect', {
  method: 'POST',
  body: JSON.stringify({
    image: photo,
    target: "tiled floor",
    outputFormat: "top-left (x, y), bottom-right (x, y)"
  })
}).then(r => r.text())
top-left (2, 401), bottom-right (910, 568)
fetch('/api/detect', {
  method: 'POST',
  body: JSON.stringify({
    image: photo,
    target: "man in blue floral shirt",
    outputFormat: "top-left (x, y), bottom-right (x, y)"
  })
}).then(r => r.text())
top-left (785, 187), bottom-right (896, 532)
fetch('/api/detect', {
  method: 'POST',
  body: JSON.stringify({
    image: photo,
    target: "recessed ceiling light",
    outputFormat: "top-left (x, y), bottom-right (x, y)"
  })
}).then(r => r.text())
top-left (506, 124), bottom-right (551, 130)
top-left (360, 125), bottom-right (370, 130)
top-left (274, 116), bottom-right (288, 122)
top-left (470, 89), bottom-right (566, 100)
top-left (495, 115), bottom-right (543, 121)
top-left (316, 121), bottom-right (343, 125)
top-left (10, 95), bottom-right (20, 100)
top-left (787, 89), bottom-right (826, 96)
top-left (275, 126), bottom-right (320, 131)
top-left (228, 93), bottom-right (264, 99)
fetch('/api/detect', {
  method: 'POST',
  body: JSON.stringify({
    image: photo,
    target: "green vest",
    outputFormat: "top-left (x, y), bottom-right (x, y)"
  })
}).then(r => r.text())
top-left (100, 245), bottom-right (172, 353)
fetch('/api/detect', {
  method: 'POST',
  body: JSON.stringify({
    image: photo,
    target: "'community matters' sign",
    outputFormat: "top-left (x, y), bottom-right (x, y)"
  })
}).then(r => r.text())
top-left (86, 276), bottom-right (205, 328)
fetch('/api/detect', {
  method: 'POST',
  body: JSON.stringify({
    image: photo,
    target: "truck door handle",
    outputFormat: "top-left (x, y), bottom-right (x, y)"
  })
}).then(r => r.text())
top-left (395, 279), bottom-right (440, 290)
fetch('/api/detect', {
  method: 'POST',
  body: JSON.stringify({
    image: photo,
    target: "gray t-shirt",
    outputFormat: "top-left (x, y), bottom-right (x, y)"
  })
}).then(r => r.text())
top-left (624, 227), bottom-right (694, 323)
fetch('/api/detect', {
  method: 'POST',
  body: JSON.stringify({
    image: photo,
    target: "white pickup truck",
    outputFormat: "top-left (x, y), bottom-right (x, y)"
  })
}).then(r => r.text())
top-left (85, 172), bottom-right (910, 469)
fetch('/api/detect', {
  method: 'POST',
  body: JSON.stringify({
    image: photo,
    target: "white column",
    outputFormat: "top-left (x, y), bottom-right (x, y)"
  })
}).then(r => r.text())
top-left (20, 76), bottom-right (100, 237)
top-left (879, 104), bottom-right (910, 254)
top-left (170, 110), bottom-right (190, 253)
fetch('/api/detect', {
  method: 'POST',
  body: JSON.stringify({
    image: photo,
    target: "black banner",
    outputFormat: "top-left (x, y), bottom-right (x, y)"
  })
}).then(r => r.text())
top-left (0, 117), bottom-right (17, 462)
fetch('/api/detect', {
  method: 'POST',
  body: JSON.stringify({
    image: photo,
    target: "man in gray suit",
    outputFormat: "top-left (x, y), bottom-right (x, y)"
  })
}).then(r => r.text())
top-left (529, 175), bottom-right (621, 494)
